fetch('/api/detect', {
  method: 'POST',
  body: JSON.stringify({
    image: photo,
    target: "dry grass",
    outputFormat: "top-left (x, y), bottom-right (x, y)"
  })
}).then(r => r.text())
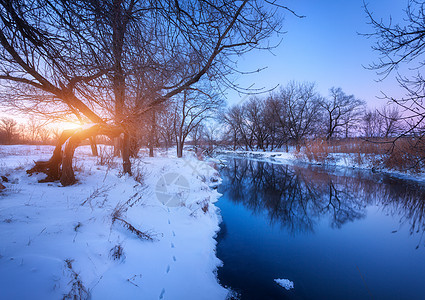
top-left (109, 244), bottom-right (125, 261)
top-left (96, 146), bottom-right (117, 168)
top-left (132, 160), bottom-right (150, 185)
top-left (80, 184), bottom-right (113, 209)
top-left (301, 138), bottom-right (425, 172)
top-left (111, 204), bottom-right (155, 241)
top-left (63, 259), bottom-right (89, 300)
top-left (113, 216), bottom-right (155, 241)
top-left (300, 139), bottom-right (331, 163)
top-left (384, 138), bottom-right (425, 172)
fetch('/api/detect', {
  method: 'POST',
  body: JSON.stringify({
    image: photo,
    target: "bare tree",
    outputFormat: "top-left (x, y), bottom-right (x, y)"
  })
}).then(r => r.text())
top-left (222, 82), bottom-right (323, 151)
top-left (320, 87), bottom-right (365, 140)
top-left (222, 105), bottom-right (244, 150)
top-left (203, 125), bottom-right (219, 153)
top-left (378, 105), bottom-right (402, 138)
top-left (173, 89), bottom-right (223, 158)
top-left (244, 97), bottom-right (271, 151)
top-left (263, 95), bottom-right (289, 150)
top-left (278, 82), bottom-right (322, 149)
top-left (365, 1), bottom-right (425, 143)
top-left (0, 118), bottom-right (18, 144)
top-left (362, 109), bottom-right (384, 138)
top-left (0, 0), bottom-right (289, 185)
top-left (189, 122), bottom-right (204, 152)
top-left (222, 104), bottom-right (254, 151)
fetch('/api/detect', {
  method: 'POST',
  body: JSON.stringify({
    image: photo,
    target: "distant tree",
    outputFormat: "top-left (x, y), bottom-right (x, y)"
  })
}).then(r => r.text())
top-left (378, 105), bottom-right (402, 138)
top-left (263, 94), bottom-right (291, 151)
top-left (156, 106), bottom-right (175, 151)
top-left (278, 82), bottom-right (322, 149)
top-left (189, 122), bottom-right (204, 151)
top-left (0, 118), bottom-right (18, 144)
top-left (222, 82), bottom-right (323, 151)
top-left (320, 87), bottom-right (365, 140)
top-left (244, 97), bottom-right (270, 151)
top-left (362, 109), bottom-right (384, 138)
top-left (199, 124), bottom-right (219, 154)
top-left (222, 105), bottom-right (246, 150)
top-left (172, 90), bottom-right (223, 158)
top-left (24, 117), bottom-right (52, 144)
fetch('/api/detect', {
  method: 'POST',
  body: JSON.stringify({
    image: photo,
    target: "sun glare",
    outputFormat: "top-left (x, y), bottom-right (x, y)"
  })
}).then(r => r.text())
top-left (50, 121), bottom-right (83, 132)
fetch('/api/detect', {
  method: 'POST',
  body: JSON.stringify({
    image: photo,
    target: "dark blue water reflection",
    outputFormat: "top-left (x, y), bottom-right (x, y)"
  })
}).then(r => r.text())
top-left (216, 158), bottom-right (425, 300)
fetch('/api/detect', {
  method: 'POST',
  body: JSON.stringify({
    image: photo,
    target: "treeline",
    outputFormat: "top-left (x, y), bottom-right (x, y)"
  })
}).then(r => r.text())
top-left (221, 82), bottom-right (402, 151)
top-left (0, 117), bottom-right (55, 145)
top-left (129, 89), bottom-right (223, 157)
top-left (1, 81), bottom-right (405, 156)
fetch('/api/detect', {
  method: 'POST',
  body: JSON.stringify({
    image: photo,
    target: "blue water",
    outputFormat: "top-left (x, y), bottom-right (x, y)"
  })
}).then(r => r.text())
top-left (216, 158), bottom-right (425, 299)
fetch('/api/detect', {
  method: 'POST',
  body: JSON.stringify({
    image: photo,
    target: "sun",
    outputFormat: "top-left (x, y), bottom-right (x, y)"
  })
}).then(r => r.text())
top-left (49, 121), bottom-right (83, 133)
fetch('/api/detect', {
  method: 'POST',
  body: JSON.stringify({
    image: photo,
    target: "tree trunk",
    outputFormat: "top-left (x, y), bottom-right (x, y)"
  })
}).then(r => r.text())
top-left (129, 135), bottom-right (140, 157)
top-left (113, 137), bottom-right (121, 156)
top-left (89, 136), bottom-right (98, 156)
top-left (61, 137), bottom-right (78, 186)
top-left (27, 129), bottom-right (78, 181)
top-left (177, 141), bottom-right (183, 158)
top-left (28, 125), bottom-right (122, 186)
top-left (148, 110), bottom-right (156, 157)
top-left (122, 132), bottom-right (132, 175)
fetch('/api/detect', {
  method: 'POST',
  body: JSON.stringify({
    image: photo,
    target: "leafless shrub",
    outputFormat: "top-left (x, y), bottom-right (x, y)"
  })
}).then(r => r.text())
top-left (72, 158), bottom-right (85, 174)
top-left (124, 192), bottom-right (146, 208)
top-left (63, 259), bottom-right (89, 300)
top-left (80, 184), bottom-right (113, 208)
top-left (132, 161), bottom-right (149, 185)
top-left (111, 203), bottom-right (126, 220)
top-left (111, 204), bottom-right (155, 241)
top-left (112, 216), bottom-right (155, 241)
top-left (201, 202), bottom-right (209, 213)
top-left (109, 244), bottom-right (125, 261)
top-left (97, 146), bottom-right (115, 167)
top-left (0, 181), bottom-right (22, 195)
top-left (190, 198), bottom-right (211, 216)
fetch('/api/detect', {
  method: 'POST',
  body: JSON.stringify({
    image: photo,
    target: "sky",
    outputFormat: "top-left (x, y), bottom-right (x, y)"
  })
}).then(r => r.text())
top-left (227, 0), bottom-right (408, 108)
top-left (0, 0), bottom-right (410, 125)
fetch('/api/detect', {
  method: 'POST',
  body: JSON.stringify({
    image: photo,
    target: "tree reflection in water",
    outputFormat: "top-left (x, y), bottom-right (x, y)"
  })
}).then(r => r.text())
top-left (220, 158), bottom-right (425, 246)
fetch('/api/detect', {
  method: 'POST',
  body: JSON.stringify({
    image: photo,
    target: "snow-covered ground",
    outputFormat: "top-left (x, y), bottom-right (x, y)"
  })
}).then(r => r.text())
top-left (216, 149), bottom-right (295, 165)
top-left (215, 148), bottom-right (425, 182)
top-left (0, 145), bottom-right (228, 299)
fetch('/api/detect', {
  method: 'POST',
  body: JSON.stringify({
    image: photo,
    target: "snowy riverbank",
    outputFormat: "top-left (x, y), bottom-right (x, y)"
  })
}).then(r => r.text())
top-left (0, 145), bottom-right (228, 299)
top-left (216, 149), bottom-right (425, 183)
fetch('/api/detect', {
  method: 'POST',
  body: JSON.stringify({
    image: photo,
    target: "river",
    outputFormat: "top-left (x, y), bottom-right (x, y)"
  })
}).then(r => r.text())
top-left (215, 157), bottom-right (425, 299)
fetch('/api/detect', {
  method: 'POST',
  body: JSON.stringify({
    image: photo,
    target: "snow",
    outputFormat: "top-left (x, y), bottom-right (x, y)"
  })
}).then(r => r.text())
top-left (274, 278), bottom-right (294, 290)
top-left (0, 145), bottom-right (228, 299)
top-left (216, 149), bottom-right (295, 165)
top-left (216, 148), bottom-right (425, 183)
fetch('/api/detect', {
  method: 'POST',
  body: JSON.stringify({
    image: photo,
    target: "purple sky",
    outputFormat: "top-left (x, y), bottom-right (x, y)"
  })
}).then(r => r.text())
top-left (227, 0), bottom-right (408, 108)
